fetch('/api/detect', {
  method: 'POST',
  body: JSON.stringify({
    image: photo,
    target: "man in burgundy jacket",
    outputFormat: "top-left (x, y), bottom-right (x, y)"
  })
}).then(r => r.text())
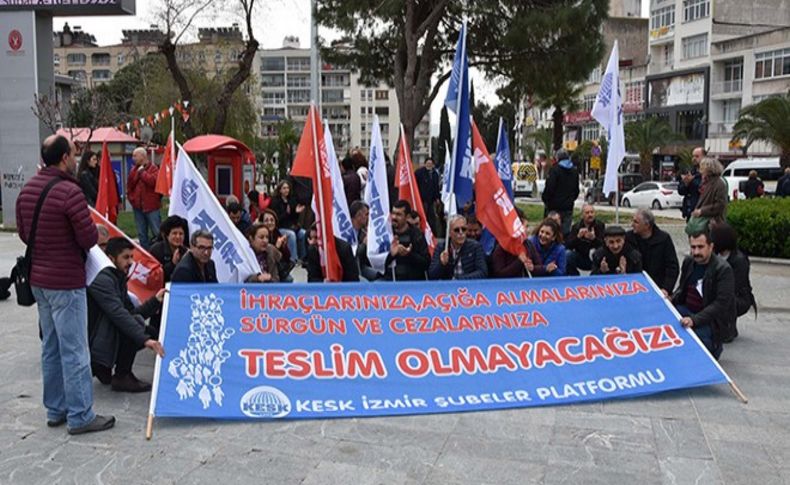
top-left (16, 135), bottom-right (114, 435)
top-left (127, 147), bottom-right (161, 249)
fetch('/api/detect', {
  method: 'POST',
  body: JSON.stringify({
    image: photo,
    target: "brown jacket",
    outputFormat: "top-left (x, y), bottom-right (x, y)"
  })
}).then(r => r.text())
top-left (695, 176), bottom-right (728, 224)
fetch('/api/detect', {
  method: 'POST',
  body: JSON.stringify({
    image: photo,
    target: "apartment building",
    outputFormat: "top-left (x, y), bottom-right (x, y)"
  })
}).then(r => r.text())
top-left (255, 38), bottom-right (431, 163)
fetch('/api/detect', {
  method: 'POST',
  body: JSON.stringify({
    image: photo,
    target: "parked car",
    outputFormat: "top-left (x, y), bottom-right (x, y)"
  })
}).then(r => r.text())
top-left (722, 157), bottom-right (783, 199)
top-left (584, 174), bottom-right (644, 205)
top-left (621, 182), bottom-right (683, 210)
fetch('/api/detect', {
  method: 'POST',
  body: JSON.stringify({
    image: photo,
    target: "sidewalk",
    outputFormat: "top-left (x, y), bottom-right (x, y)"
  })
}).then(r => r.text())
top-left (0, 231), bottom-right (788, 484)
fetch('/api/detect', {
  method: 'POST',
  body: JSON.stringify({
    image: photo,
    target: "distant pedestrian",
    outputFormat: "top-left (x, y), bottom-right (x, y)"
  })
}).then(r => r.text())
top-left (777, 167), bottom-right (790, 197)
top-left (742, 170), bottom-right (764, 199)
top-left (677, 147), bottom-right (704, 221)
top-left (77, 150), bottom-right (99, 207)
top-left (692, 157), bottom-right (727, 226)
top-left (414, 157), bottom-right (441, 234)
top-left (542, 148), bottom-right (579, 237)
top-left (127, 147), bottom-right (161, 249)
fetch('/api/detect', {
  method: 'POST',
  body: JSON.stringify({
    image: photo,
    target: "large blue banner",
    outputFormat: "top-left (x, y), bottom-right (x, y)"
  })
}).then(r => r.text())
top-left (151, 274), bottom-right (728, 420)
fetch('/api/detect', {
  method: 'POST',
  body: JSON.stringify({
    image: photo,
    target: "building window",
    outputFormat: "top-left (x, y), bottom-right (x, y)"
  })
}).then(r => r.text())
top-left (582, 94), bottom-right (596, 111)
top-left (664, 44), bottom-right (674, 66)
top-left (289, 106), bottom-right (309, 117)
top-left (754, 48), bottom-right (790, 79)
top-left (322, 89), bottom-right (344, 103)
top-left (66, 53), bottom-right (86, 65)
top-left (582, 124), bottom-right (600, 141)
top-left (587, 67), bottom-right (602, 84)
top-left (262, 91), bottom-right (286, 104)
top-left (261, 73), bottom-right (284, 87)
top-left (286, 57), bottom-right (310, 71)
top-left (375, 90), bottom-right (389, 100)
top-left (261, 57), bottom-right (285, 71)
top-left (54, 54), bottom-right (60, 66)
top-left (92, 70), bottom-right (112, 80)
top-left (375, 106), bottom-right (389, 116)
top-left (287, 74), bottom-right (310, 87)
top-left (214, 50), bottom-right (222, 64)
top-left (117, 53), bottom-right (125, 65)
top-left (68, 69), bottom-right (86, 80)
top-left (683, 0), bottom-right (709, 22)
top-left (91, 53), bottom-right (111, 66)
top-left (722, 99), bottom-right (741, 122)
top-left (624, 80), bottom-right (644, 106)
top-left (288, 89), bottom-right (310, 103)
top-left (650, 5), bottom-right (675, 30)
top-left (681, 34), bottom-right (708, 60)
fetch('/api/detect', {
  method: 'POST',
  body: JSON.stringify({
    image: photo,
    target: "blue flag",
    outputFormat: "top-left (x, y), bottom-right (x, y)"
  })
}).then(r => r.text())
top-left (443, 22), bottom-right (473, 214)
top-left (495, 117), bottom-right (514, 202)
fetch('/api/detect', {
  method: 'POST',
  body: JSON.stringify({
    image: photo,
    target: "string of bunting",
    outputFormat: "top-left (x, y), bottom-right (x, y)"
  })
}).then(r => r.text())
top-left (117, 100), bottom-right (193, 136)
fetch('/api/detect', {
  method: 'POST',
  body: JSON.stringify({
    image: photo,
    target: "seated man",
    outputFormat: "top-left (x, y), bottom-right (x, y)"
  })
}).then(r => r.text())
top-left (591, 226), bottom-right (642, 275)
top-left (671, 231), bottom-right (735, 360)
top-left (383, 200), bottom-right (430, 281)
top-left (465, 216), bottom-right (483, 242)
top-left (627, 209), bottom-right (679, 296)
top-left (87, 237), bottom-right (165, 392)
top-left (227, 200), bottom-right (251, 236)
top-left (171, 230), bottom-right (219, 283)
top-left (428, 215), bottom-right (488, 280)
top-left (407, 210), bottom-right (421, 229)
top-left (565, 204), bottom-right (604, 275)
top-left (306, 223), bottom-right (359, 282)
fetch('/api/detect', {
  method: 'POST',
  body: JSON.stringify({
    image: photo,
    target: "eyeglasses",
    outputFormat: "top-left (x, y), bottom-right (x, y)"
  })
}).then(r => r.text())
top-left (453, 227), bottom-right (468, 234)
top-left (196, 245), bottom-right (213, 253)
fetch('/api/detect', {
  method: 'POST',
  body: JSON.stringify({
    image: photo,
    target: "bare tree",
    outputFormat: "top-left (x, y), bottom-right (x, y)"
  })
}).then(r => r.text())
top-left (31, 86), bottom-right (117, 147)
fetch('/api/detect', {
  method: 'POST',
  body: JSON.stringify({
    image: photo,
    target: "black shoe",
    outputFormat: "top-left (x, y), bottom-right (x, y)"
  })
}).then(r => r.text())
top-left (91, 363), bottom-right (112, 385)
top-left (111, 373), bottom-right (152, 393)
top-left (46, 416), bottom-right (66, 427)
top-left (67, 415), bottom-right (115, 435)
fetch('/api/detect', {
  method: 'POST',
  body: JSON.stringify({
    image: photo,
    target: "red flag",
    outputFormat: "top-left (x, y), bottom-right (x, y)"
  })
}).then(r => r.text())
top-left (155, 132), bottom-right (174, 196)
top-left (395, 126), bottom-right (436, 256)
top-left (291, 105), bottom-right (342, 282)
top-left (89, 208), bottom-right (164, 302)
top-left (472, 120), bottom-right (528, 256)
top-left (95, 141), bottom-right (119, 224)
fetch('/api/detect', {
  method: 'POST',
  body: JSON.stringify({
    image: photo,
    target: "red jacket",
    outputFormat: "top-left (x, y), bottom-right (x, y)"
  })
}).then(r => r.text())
top-left (127, 162), bottom-right (161, 212)
top-left (16, 167), bottom-right (98, 289)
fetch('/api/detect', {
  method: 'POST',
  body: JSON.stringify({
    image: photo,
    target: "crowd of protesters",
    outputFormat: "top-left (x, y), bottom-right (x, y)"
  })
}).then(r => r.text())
top-left (15, 137), bottom-right (759, 434)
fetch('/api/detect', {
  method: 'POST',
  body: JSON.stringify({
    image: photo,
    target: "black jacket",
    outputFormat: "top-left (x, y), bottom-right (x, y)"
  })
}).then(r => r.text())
top-left (777, 173), bottom-right (790, 197)
top-left (626, 227), bottom-right (679, 293)
top-left (727, 250), bottom-right (756, 318)
top-left (78, 168), bottom-right (99, 207)
top-left (87, 266), bottom-right (160, 368)
top-left (149, 241), bottom-right (189, 283)
top-left (307, 237), bottom-right (360, 282)
top-left (415, 166), bottom-right (441, 205)
top-left (565, 219), bottom-right (605, 256)
top-left (428, 239), bottom-right (488, 280)
top-left (542, 161), bottom-right (579, 212)
top-left (270, 196), bottom-right (300, 230)
top-left (342, 171), bottom-right (362, 205)
top-left (743, 177), bottom-right (764, 199)
top-left (672, 254), bottom-right (735, 342)
top-left (171, 252), bottom-right (218, 283)
top-left (591, 246), bottom-right (643, 275)
top-left (677, 170), bottom-right (701, 219)
top-left (383, 225), bottom-right (430, 281)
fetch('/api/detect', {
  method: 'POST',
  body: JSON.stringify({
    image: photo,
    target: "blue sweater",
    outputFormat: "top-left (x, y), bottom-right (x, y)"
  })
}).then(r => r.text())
top-left (527, 235), bottom-right (566, 276)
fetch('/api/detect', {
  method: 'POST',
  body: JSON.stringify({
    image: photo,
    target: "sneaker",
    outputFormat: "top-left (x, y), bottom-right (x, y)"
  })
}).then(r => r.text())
top-left (67, 415), bottom-right (115, 435)
top-left (111, 373), bottom-right (152, 393)
top-left (46, 416), bottom-right (67, 427)
top-left (91, 363), bottom-right (112, 385)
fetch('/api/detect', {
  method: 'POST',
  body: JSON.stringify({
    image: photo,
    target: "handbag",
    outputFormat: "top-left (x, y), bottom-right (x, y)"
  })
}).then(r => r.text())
top-left (684, 215), bottom-right (710, 236)
top-left (13, 177), bottom-right (64, 306)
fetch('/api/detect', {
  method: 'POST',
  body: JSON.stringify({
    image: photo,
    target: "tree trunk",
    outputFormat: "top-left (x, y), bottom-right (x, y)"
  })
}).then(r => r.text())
top-left (160, 39), bottom-right (195, 139)
top-left (552, 105), bottom-right (564, 151)
top-left (640, 154), bottom-right (652, 180)
top-left (212, 38), bottom-right (259, 134)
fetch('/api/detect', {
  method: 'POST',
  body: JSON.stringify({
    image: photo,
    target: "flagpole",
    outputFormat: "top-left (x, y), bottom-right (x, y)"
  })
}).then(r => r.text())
top-left (446, 20), bottom-right (467, 248)
top-left (309, 104), bottom-right (329, 279)
top-left (496, 117), bottom-right (503, 159)
top-left (170, 114), bottom-right (175, 171)
top-left (399, 124), bottom-right (417, 211)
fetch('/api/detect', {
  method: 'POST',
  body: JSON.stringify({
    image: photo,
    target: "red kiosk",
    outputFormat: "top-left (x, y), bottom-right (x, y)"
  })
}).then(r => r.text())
top-left (182, 135), bottom-right (256, 207)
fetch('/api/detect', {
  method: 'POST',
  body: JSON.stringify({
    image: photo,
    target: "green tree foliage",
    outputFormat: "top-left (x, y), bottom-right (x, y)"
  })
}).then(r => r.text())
top-left (625, 116), bottom-right (680, 180)
top-left (471, 100), bottom-right (517, 152)
top-left (731, 92), bottom-right (790, 170)
top-left (436, 105), bottom-right (451, 165)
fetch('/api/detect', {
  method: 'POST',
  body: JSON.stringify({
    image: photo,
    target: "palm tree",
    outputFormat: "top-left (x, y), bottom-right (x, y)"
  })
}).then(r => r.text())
top-left (535, 83), bottom-right (583, 151)
top-left (731, 93), bottom-right (790, 170)
top-left (528, 128), bottom-right (554, 178)
top-left (625, 117), bottom-right (680, 180)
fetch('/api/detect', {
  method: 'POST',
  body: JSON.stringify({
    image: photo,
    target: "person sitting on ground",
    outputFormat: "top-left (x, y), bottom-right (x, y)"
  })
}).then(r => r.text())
top-left (565, 203), bottom-right (605, 275)
top-left (383, 200), bottom-right (430, 281)
top-left (171, 230), bottom-right (219, 283)
top-left (407, 210), bottom-right (421, 229)
top-left (626, 208), bottom-right (679, 296)
top-left (246, 189), bottom-right (271, 223)
top-left (305, 223), bottom-right (359, 282)
top-left (710, 222), bottom-right (756, 342)
top-left (465, 216), bottom-right (483, 242)
top-left (245, 223), bottom-right (281, 283)
top-left (148, 216), bottom-right (189, 283)
top-left (270, 180), bottom-right (306, 263)
top-left (524, 218), bottom-right (566, 277)
top-left (672, 231), bottom-right (735, 359)
top-left (742, 170), bottom-right (765, 199)
top-left (227, 200), bottom-right (251, 235)
top-left (591, 226), bottom-right (642, 275)
top-left (428, 215), bottom-right (487, 280)
top-left (87, 237), bottom-right (165, 392)
top-left (259, 209), bottom-right (294, 282)
top-left (490, 209), bottom-right (532, 278)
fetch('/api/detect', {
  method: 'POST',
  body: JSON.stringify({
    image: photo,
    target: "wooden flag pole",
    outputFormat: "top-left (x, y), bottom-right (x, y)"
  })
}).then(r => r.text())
top-left (145, 414), bottom-right (154, 440)
top-left (145, 283), bottom-right (173, 440)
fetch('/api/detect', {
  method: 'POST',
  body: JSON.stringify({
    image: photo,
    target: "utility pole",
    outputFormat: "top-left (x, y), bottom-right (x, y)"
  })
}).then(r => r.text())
top-left (310, 0), bottom-right (321, 112)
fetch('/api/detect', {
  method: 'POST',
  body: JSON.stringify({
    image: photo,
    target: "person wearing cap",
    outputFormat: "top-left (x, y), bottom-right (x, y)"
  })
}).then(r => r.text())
top-left (592, 226), bottom-right (642, 275)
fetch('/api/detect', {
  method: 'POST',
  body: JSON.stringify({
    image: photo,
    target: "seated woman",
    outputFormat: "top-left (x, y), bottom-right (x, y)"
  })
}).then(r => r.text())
top-left (246, 223), bottom-right (281, 283)
top-left (270, 180), bottom-right (306, 262)
top-left (149, 216), bottom-right (190, 283)
top-left (259, 209), bottom-right (295, 282)
top-left (525, 218), bottom-right (566, 277)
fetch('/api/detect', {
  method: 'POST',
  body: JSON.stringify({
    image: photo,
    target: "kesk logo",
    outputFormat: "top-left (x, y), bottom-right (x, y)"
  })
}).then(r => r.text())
top-left (240, 386), bottom-right (291, 418)
top-left (8, 30), bottom-right (22, 52)
top-left (180, 178), bottom-right (198, 210)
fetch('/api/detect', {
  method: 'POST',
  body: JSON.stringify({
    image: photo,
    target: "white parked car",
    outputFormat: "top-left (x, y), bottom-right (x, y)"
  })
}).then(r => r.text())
top-left (621, 182), bottom-right (683, 210)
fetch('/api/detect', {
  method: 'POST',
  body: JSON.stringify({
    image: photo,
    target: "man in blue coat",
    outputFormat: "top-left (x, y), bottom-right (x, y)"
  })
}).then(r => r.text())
top-left (428, 215), bottom-right (488, 280)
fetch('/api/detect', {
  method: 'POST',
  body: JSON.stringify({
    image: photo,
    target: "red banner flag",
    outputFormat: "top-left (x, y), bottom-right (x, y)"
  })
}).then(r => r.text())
top-left (395, 126), bottom-right (436, 256)
top-left (291, 105), bottom-right (343, 282)
top-left (155, 132), bottom-right (174, 196)
top-left (95, 141), bottom-right (119, 224)
top-left (89, 208), bottom-right (164, 302)
top-left (472, 120), bottom-right (528, 256)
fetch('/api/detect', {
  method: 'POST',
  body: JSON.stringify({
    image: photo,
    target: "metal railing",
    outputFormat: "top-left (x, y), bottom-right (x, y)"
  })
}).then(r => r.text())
top-left (712, 79), bottom-right (742, 95)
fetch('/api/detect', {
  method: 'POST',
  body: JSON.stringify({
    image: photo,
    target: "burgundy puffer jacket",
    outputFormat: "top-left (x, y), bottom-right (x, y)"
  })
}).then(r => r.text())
top-left (127, 163), bottom-right (161, 213)
top-left (16, 167), bottom-right (98, 289)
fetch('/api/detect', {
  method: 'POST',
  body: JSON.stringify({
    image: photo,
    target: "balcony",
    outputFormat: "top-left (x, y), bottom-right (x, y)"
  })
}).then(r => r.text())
top-left (711, 79), bottom-right (742, 97)
top-left (649, 26), bottom-right (674, 44)
top-left (709, 122), bottom-right (735, 136)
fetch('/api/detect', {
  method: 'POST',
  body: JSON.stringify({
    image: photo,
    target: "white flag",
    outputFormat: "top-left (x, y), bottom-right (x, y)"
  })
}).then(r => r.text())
top-left (441, 142), bottom-right (456, 216)
top-left (325, 122), bottom-right (357, 253)
top-left (169, 145), bottom-right (260, 283)
top-left (364, 115), bottom-right (393, 274)
top-left (591, 40), bottom-right (626, 197)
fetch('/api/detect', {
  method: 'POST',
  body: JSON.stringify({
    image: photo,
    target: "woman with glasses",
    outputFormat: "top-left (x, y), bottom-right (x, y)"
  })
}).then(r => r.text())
top-left (171, 230), bottom-right (218, 283)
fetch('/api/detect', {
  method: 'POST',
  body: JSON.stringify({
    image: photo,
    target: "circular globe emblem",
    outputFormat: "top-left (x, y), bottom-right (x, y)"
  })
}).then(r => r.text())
top-left (8, 30), bottom-right (22, 52)
top-left (240, 386), bottom-right (291, 418)
top-left (180, 179), bottom-right (199, 210)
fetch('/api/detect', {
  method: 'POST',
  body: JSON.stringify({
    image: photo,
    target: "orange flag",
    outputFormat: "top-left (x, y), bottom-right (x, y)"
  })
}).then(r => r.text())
top-left (95, 141), bottom-right (119, 224)
top-left (155, 132), bottom-right (174, 196)
top-left (395, 126), bottom-right (436, 256)
top-left (89, 208), bottom-right (164, 302)
top-left (291, 105), bottom-right (343, 282)
top-left (471, 120), bottom-right (528, 256)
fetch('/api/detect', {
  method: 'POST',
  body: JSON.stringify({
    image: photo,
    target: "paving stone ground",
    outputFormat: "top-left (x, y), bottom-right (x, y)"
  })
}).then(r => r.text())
top-left (0, 227), bottom-right (788, 485)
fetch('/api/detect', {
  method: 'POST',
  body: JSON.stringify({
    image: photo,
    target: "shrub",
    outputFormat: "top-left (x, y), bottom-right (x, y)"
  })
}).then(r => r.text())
top-left (727, 197), bottom-right (790, 258)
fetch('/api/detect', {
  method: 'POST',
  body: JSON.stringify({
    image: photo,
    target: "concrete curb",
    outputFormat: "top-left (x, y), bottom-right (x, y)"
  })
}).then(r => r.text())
top-left (750, 256), bottom-right (790, 266)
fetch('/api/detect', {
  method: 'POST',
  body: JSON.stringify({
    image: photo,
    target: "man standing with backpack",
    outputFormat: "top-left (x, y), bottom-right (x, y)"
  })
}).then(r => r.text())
top-left (16, 135), bottom-right (115, 435)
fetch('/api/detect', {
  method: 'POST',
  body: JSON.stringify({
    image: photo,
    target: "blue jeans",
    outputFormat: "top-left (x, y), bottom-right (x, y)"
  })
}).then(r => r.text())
top-left (134, 208), bottom-right (161, 250)
top-left (676, 305), bottom-right (722, 360)
top-left (282, 228), bottom-right (307, 261)
top-left (32, 286), bottom-right (95, 428)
